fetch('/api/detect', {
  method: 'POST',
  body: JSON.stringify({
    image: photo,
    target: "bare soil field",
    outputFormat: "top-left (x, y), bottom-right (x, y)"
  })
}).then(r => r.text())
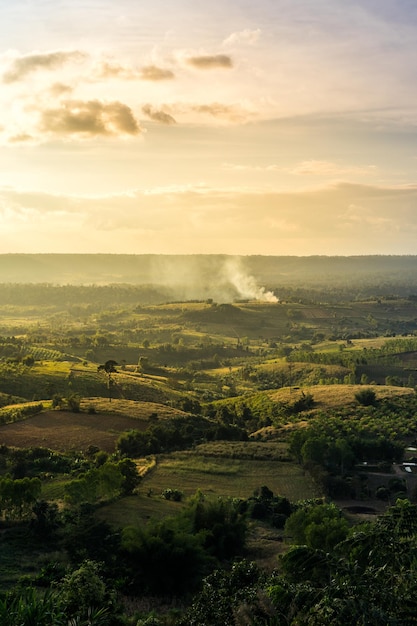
top-left (0, 408), bottom-right (148, 453)
top-left (0, 399), bottom-right (189, 452)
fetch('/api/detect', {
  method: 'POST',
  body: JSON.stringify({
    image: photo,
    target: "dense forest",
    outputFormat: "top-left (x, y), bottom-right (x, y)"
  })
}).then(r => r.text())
top-left (0, 255), bottom-right (416, 624)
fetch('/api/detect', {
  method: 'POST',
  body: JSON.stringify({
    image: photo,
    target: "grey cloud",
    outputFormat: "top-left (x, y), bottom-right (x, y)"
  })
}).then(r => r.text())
top-left (142, 104), bottom-right (176, 125)
top-left (140, 65), bottom-right (175, 80)
top-left (186, 54), bottom-right (233, 69)
top-left (40, 100), bottom-right (141, 137)
top-left (3, 50), bottom-right (87, 83)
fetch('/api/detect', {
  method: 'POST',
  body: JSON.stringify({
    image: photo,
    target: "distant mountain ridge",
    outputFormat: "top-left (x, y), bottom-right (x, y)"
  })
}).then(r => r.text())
top-left (1, 254), bottom-right (417, 285)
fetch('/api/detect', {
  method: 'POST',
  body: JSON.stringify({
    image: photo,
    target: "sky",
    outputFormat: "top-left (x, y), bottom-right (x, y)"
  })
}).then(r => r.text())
top-left (1, 0), bottom-right (417, 256)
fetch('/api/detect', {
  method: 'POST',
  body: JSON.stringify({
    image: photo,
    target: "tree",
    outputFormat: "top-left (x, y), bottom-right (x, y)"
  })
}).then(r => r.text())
top-left (0, 476), bottom-right (41, 520)
top-left (180, 560), bottom-right (267, 626)
top-left (269, 500), bottom-right (417, 625)
top-left (59, 560), bottom-right (109, 619)
top-left (97, 360), bottom-right (118, 402)
top-left (117, 458), bottom-right (141, 495)
top-left (284, 502), bottom-right (349, 551)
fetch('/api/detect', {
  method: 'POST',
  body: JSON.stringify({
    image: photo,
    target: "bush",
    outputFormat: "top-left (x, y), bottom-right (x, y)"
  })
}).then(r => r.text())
top-left (66, 394), bottom-right (81, 412)
top-left (355, 388), bottom-right (377, 406)
top-left (162, 487), bottom-right (184, 502)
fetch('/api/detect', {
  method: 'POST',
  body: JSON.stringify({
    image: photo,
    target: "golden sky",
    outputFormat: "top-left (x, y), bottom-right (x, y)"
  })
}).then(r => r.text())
top-left (1, 0), bottom-right (417, 255)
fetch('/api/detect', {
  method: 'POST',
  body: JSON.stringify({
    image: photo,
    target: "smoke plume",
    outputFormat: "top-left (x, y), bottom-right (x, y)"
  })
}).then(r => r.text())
top-left (223, 258), bottom-right (278, 302)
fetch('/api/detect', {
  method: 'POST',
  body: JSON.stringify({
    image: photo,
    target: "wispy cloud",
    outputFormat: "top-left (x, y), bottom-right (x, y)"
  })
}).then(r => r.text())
top-left (222, 29), bottom-right (261, 46)
top-left (40, 100), bottom-right (141, 138)
top-left (94, 60), bottom-right (137, 80)
top-left (140, 65), bottom-right (175, 80)
top-left (94, 61), bottom-right (175, 81)
top-left (166, 102), bottom-right (251, 124)
top-left (185, 54), bottom-right (233, 69)
top-left (190, 103), bottom-right (248, 122)
top-left (286, 160), bottom-right (378, 177)
top-left (142, 104), bottom-right (176, 125)
top-left (3, 50), bottom-right (87, 83)
top-left (8, 133), bottom-right (34, 144)
top-left (48, 82), bottom-right (74, 97)
top-left (3, 182), bottom-right (417, 255)
top-left (223, 160), bottom-right (378, 177)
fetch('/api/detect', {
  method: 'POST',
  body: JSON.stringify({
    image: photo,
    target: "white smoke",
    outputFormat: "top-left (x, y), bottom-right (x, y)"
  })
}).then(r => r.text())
top-left (148, 255), bottom-right (278, 303)
top-left (223, 258), bottom-right (278, 303)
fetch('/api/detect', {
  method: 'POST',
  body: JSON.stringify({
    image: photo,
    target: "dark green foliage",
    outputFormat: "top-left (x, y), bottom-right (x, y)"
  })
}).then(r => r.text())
top-left (284, 502), bottom-right (349, 551)
top-left (0, 588), bottom-right (65, 626)
top-left (161, 487), bottom-right (183, 501)
top-left (246, 486), bottom-right (292, 528)
top-left (0, 402), bottom-right (44, 426)
top-left (355, 387), bottom-right (377, 406)
top-left (31, 500), bottom-right (61, 539)
top-left (62, 507), bottom-right (121, 575)
top-left (21, 355), bottom-right (35, 367)
top-left (117, 415), bottom-right (247, 457)
top-left (291, 392), bottom-right (315, 413)
top-left (120, 522), bottom-right (211, 596)
top-left (7, 447), bottom-right (76, 477)
top-left (187, 495), bottom-right (247, 560)
top-left (117, 458), bottom-right (141, 495)
top-left (58, 560), bottom-right (108, 619)
top-left (66, 393), bottom-right (81, 412)
top-left (179, 560), bottom-right (268, 626)
top-left (0, 476), bottom-right (41, 520)
top-left (119, 495), bottom-right (247, 597)
top-left (64, 461), bottom-right (125, 505)
top-left (260, 500), bottom-right (417, 625)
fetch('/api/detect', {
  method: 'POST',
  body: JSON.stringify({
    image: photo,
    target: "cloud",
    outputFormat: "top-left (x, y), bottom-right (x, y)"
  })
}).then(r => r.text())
top-left (3, 183), bottom-right (417, 255)
top-left (140, 65), bottom-right (175, 80)
top-left (286, 160), bottom-right (378, 177)
top-left (40, 100), bottom-right (141, 138)
top-left (185, 54), bottom-right (233, 69)
top-left (95, 60), bottom-right (137, 80)
top-left (8, 133), bottom-right (34, 143)
top-left (3, 50), bottom-right (87, 83)
top-left (48, 82), bottom-right (74, 97)
top-left (190, 103), bottom-right (250, 123)
top-left (142, 104), bottom-right (176, 125)
top-left (222, 29), bottom-right (261, 46)
top-left (223, 160), bottom-right (378, 177)
top-left (165, 103), bottom-right (250, 123)
top-left (94, 61), bottom-right (174, 81)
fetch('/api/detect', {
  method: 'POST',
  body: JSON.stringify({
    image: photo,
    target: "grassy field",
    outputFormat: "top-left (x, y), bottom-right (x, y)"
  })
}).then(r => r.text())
top-left (268, 384), bottom-right (415, 413)
top-left (147, 453), bottom-right (316, 500)
top-left (97, 450), bottom-right (317, 528)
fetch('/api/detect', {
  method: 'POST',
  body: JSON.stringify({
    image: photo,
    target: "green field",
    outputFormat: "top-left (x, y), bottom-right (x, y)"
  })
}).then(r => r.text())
top-left (97, 450), bottom-right (317, 529)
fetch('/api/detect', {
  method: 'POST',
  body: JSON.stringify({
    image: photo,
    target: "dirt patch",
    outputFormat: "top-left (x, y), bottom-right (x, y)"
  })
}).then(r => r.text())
top-left (245, 522), bottom-right (287, 572)
top-left (0, 410), bottom-right (149, 453)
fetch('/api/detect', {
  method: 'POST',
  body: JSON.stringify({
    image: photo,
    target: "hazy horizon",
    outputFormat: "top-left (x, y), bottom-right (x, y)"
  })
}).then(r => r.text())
top-left (1, 1), bottom-right (417, 256)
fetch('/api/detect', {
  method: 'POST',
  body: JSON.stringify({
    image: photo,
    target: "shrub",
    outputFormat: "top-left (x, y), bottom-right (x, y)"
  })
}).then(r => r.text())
top-left (355, 388), bottom-right (377, 406)
top-left (162, 487), bottom-right (184, 502)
